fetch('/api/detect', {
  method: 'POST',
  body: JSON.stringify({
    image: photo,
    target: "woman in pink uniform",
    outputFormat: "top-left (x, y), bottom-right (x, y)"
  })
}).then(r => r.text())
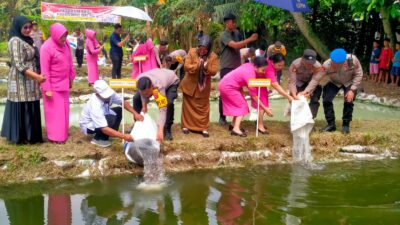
top-left (250, 53), bottom-right (292, 134)
top-left (85, 29), bottom-right (103, 85)
top-left (131, 38), bottom-right (158, 78)
top-left (218, 57), bottom-right (267, 137)
top-left (40, 23), bottom-right (75, 144)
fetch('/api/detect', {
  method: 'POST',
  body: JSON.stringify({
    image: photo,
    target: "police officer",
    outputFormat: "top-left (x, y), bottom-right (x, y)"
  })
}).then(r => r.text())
top-left (319, 48), bottom-right (363, 134)
top-left (289, 49), bottom-right (323, 118)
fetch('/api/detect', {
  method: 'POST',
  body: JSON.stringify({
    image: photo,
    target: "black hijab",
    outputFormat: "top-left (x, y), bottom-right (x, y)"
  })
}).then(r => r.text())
top-left (197, 35), bottom-right (212, 91)
top-left (9, 16), bottom-right (34, 46)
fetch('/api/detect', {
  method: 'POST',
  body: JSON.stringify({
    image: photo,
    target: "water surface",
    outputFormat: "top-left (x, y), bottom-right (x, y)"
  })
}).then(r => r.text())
top-left (0, 160), bottom-right (399, 224)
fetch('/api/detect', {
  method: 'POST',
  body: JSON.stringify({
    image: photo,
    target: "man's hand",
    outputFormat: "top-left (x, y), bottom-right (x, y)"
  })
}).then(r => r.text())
top-left (345, 90), bottom-right (355, 102)
top-left (69, 80), bottom-right (73, 89)
top-left (122, 134), bottom-right (133, 142)
top-left (141, 106), bottom-right (148, 114)
top-left (45, 91), bottom-right (53, 97)
top-left (157, 128), bottom-right (164, 142)
top-left (134, 113), bottom-right (144, 121)
top-left (297, 91), bottom-right (310, 99)
top-left (287, 95), bottom-right (294, 103)
top-left (249, 33), bottom-right (258, 42)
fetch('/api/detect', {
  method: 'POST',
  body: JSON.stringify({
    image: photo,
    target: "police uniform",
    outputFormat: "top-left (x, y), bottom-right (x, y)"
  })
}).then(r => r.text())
top-left (321, 54), bottom-right (363, 132)
top-left (288, 57), bottom-right (323, 118)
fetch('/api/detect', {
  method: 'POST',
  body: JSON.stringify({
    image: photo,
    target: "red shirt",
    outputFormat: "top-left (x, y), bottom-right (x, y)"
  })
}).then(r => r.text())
top-left (379, 47), bottom-right (394, 70)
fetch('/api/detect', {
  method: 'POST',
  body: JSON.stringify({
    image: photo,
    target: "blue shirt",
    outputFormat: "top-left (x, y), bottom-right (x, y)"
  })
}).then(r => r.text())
top-left (393, 50), bottom-right (400, 67)
top-left (110, 32), bottom-right (123, 57)
top-left (370, 48), bottom-right (380, 63)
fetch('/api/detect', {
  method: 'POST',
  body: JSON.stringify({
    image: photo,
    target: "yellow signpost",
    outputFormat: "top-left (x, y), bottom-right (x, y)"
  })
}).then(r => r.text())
top-left (109, 79), bottom-right (136, 143)
top-left (133, 55), bottom-right (147, 74)
top-left (248, 78), bottom-right (271, 137)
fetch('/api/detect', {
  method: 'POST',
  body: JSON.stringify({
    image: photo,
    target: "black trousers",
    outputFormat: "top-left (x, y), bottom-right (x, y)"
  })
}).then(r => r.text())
top-left (219, 68), bottom-right (235, 120)
top-left (87, 107), bottom-right (122, 141)
top-left (110, 54), bottom-right (123, 79)
top-left (296, 84), bottom-right (322, 119)
top-left (322, 82), bottom-right (357, 125)
top-left (132, 84), bottom-right (178, 131)
top-left (75, 48), bottom-right (84, 67)
top-left (170, 61), bottom-right (185, 80)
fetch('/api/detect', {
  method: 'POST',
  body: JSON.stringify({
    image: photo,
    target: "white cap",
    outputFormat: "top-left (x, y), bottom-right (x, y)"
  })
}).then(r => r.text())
top-left (94, 80), bottom-right (114, 99)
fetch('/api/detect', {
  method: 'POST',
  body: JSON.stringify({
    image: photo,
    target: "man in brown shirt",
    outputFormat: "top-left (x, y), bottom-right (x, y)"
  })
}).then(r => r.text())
top-left (289, 49), bottom-right (323, 118)
top-left (318, 48), bottom-right (363, 134)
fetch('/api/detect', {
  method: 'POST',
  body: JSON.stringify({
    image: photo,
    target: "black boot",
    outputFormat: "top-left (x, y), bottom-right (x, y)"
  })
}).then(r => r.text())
top-left (219, 117), bottom-right (227, 126)
top-left (342, 121), bottom-right (350, 134)
top-left (320, 123), bottom-right (336, 132)
top-left (164, 127), bottom-right (173, 141)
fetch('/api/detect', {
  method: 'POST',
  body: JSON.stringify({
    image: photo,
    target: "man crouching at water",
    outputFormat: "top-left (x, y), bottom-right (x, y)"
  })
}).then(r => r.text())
top-left (133, 68), bottom-right (179, 141)
top-left (79, 80), bottom-right (144, 147)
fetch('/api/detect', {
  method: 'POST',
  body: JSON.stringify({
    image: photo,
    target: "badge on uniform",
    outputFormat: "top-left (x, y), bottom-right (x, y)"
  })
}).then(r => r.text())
top-left (153, 89), bottom-right (168, 109)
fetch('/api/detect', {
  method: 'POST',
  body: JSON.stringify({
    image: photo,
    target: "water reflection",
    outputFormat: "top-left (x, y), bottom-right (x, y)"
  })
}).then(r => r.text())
top-left (1, 161), bottom-right (400, 224)
top-left (283, 165), bottom-right (311, 225)
top-left (4, 195), bottom-right (44, 225)
top-left (48, 195), bottom-right (71, 225)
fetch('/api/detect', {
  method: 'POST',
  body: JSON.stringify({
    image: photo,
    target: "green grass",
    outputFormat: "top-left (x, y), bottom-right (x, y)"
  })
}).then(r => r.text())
top-left (0, 42), bottom-right (7, 57)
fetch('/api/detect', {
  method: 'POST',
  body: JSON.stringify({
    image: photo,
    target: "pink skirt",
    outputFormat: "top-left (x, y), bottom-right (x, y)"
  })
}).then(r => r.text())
top-left (219, 84), bottom-right (249, 117)
top-left (43, 91), bottom-right (70, 142)
top-left (251, 87), bottom-right (269, 109)
top-left (369, 63), bottom-right (379, 74)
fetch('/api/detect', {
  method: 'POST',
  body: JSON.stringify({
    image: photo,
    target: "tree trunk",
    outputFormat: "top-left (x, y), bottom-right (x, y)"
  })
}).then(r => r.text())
top-left (291, 12), bottom-right (330, 60)
top-left (144, 4), bottom-right (152, 39)
top-left (380, 7), bottom-right (395, 50)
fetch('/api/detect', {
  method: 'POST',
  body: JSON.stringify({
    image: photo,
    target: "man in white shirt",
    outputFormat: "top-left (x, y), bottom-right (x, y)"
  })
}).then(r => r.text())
top-left (79, 80), bottom-right (143, 147)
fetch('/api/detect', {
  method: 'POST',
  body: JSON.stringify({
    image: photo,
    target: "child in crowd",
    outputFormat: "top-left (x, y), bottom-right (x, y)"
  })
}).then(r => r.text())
top-left (97, 52), bottom-right (107, 67)
top-left (390, 42), bottom-right (400, 86)
top-left (377, 38), bottom-right (394, 84)
top-left (369, 40), bottom-right (380, 82)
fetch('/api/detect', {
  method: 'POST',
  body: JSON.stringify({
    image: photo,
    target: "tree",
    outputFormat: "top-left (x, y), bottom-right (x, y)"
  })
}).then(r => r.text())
top-left (350, 0), bottom-right (400, 49)
top-left (291, 12), bottom-right (330, 59)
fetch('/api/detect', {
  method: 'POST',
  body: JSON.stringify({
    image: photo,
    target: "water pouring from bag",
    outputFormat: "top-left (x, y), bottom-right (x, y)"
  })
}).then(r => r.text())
top-left (290, 96), bottom-right (314, 163)
top-left (124, 113), bottom-right (168, 190)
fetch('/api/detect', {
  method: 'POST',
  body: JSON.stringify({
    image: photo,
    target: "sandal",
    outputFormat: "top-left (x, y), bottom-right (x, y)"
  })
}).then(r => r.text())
top-left (182, 128), bottom-right (189, 134)
top-left (258, 129), bottom-right (269, 135)
top-left (202, 131), bottom-right (209, 138)
top-left (230, 130), bottom-right (247, 137)
top-left (229, 125), bottom-right (246, 133)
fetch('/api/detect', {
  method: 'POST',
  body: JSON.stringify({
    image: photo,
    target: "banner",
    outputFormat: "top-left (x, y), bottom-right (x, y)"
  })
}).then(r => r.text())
top-left (41, 2), bottom-right (121, 24)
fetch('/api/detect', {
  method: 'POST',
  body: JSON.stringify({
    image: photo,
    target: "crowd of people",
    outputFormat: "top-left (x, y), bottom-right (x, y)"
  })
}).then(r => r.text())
top-left (0, 14), bottom-right (371, 149)
top-left (368, 38), bottom-right (400, 86)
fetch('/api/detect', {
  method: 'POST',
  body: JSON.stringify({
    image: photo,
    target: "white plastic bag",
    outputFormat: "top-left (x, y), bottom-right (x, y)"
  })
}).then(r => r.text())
top-left (131, 113), bottom-right (158, 141)
top-left (290, 97), bottom-right (314, 162)
top-left (124, 113), bottom-right (160, 166)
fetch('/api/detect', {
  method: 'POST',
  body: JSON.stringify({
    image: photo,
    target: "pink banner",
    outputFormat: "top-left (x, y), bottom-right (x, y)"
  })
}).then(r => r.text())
top-left (41, 2), bottom-right (121, 24)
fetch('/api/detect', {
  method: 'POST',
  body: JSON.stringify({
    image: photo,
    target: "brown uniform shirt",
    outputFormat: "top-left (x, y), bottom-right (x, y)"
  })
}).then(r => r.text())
top-left (180, 48), bottom-right (219, 98)
top-left (288, 58), bottom-right (323, 95)
top-left (321, 54), bottom-right (363, 91)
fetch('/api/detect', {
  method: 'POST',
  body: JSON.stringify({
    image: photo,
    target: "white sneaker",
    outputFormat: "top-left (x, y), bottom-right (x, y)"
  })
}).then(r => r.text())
top-left (90, 139), bottom-right (111, 148)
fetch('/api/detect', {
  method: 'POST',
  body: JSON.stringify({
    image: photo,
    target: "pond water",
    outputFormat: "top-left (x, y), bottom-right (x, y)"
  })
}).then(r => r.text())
top-left (0, 159), bottom-right (399, 224)
top-left (0, 98), bottom-right (400, 128)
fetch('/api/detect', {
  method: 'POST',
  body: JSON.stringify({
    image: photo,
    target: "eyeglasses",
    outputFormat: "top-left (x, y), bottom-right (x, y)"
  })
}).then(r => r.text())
top-left (22, 25), bottom-right (33, 30)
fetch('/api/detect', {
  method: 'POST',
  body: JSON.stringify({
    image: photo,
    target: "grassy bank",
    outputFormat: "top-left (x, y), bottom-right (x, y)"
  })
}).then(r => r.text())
top-left (0, 119), bottom-right (399, 184)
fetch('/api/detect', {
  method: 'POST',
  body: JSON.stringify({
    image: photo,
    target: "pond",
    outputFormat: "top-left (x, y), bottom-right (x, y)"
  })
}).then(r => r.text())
top-left (0, 159), bottom-right (399, 224)
top-left (0, 98), bottom-right (400, 128)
